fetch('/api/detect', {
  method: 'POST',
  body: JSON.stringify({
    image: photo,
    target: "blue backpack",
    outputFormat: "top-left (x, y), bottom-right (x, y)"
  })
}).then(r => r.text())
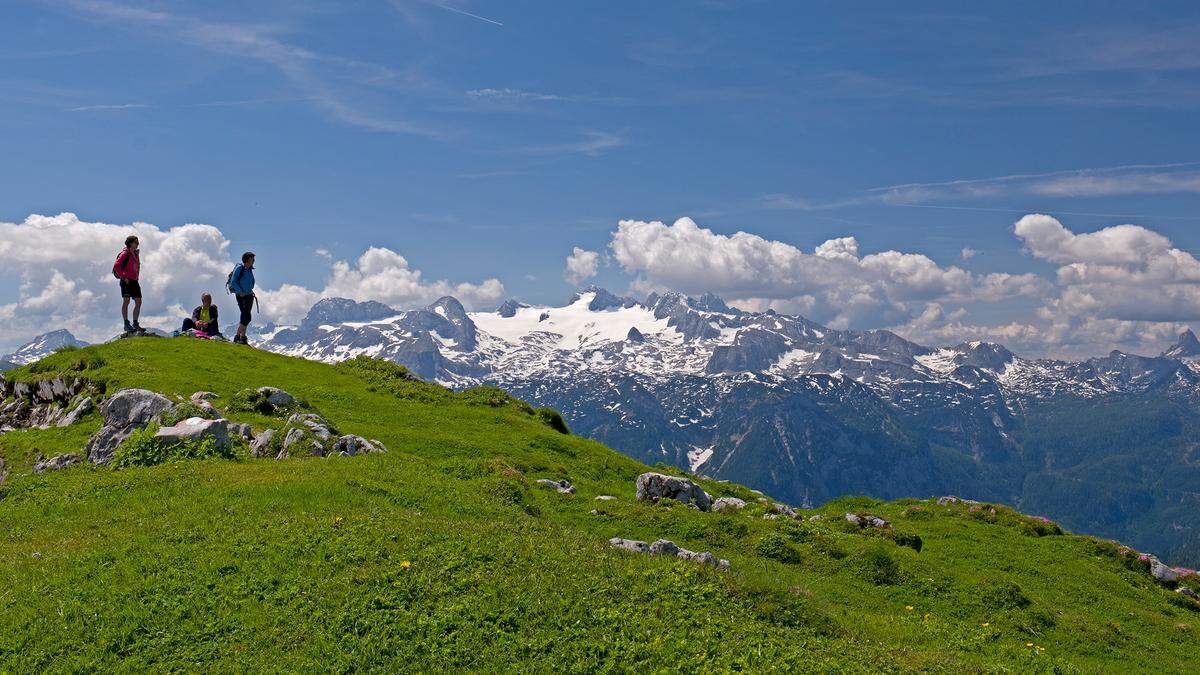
top-left (225, 265), bottom-right (243, 295)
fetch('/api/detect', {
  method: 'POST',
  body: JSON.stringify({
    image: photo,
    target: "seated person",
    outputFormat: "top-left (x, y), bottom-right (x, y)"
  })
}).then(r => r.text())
top-left (181, 293), bottom-right (222, 336)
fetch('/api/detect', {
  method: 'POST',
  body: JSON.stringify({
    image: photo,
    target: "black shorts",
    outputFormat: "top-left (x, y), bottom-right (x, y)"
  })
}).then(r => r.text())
top-left (119, 279), bottom-right (142, 299)
top-left (237, 294), bottom-right (254, 326)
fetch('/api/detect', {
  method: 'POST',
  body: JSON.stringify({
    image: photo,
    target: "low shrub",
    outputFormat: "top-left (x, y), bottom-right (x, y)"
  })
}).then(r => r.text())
top-left (855, 544), bottom-right (900, 585)
top-left (336, 356), bottom-right (415, 383)
top-left (1091, 539), bottom-right (1121, 559)
top-left (160, 402), bottom-right (216, 426)
top-left (901, 505), bottom-right (933, 520)
top-left (229, 388), bottom-right (278, 415)
top-left (534, 408), bottom-right (570, 435)
top-left (483, 475), bottom-right (539, 517)
top-left (111, 426), bottom-right (237, 469)
top-left (1020, 515), bottom-right (1064, 537)
top-left (979, 578), bottom-right (1031, 611)
top-left (891, 531), bottom-right (924, 553)
top-left (755, 532), bottom-right (804, 564)
top-left (811, 533), bottom-right (848, 560)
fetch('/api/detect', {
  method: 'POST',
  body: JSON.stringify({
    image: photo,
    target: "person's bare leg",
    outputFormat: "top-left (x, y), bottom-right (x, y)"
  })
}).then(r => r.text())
top-left (132, 298), bottom-right (142, 327)
top-left (121, 297), bottom-right (130, 327)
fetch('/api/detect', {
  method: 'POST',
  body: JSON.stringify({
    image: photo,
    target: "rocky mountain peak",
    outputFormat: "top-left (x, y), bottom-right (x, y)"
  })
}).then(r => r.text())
top-left (497, 299), bottom-right (529, 318)
top-left (571, 286), bottom-right (637, 312)
top-left (1163, 328), bottom-right (1200, 359)
top-left (417, 296), bottom-right (476, 351)
top-left (687, 292), bottom-right (731, 314)
top-left (4, 329), bottom-right (87, 366)
top-left (299, 298), bottom-right (396, 332)
top-left (951, 341), bottom-right (1015, 371)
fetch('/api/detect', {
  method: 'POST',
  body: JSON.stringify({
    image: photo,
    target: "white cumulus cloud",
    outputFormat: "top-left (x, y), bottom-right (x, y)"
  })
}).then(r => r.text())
top-left (608, 217), bottom-right (1043, 330)
top-left (0, 213), bottom-right (504, 349)
top-left (564, 247), bottom-right (601, 285)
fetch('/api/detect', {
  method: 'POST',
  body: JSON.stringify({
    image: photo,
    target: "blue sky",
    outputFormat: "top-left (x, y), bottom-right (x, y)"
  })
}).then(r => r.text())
top-left (2, 1), bottom-right (1200, 356)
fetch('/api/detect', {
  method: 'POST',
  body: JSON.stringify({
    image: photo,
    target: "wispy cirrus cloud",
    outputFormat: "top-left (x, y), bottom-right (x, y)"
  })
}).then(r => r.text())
top-left (59, 0), bottom-right (451, 138)
top-left (466, 88), bottom-right (569, 102)
top-left (432, 3), bottom-right (504, 27)
top-left (523, 130), bottom-right (627, 157)
top-left (65, 102), bottom-right (148, 112)
top-left (756, 162), bottom-right (1200, 213)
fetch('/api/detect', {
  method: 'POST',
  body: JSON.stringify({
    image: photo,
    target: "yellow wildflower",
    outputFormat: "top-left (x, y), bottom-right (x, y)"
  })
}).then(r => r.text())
top-left (981, 622), bottom-right (989, 627)
top-left (1026, 642), bottom-right (1033, 647)
top-left (905, 605), bottom-right (914, 611)
top-left (400, 560), bottom-right (412, 570)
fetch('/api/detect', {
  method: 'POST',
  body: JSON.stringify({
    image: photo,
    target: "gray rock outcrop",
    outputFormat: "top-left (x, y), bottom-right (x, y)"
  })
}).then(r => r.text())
top-left (607, 537), bottom-right (729, 569)
top-left (250, 429), bottom-right (276, 458)
top-left (287, 413), bottom-right (334, 441)
top-left (84, 389), bottom-right (173, 464)
top-left (773, 503), bottom-right (802, 520)
top-left (845, 513), bottom-right (890, 528)
top-left (33, 453), bottom-right (82, 474)
top-left (635, 472), bottom-right (712, 511)
top-left (329, 434), bottom-right (386, 457)
top-left (649, 539), bottom-right (730, 569)
top-left (1150, 558), bottom-right (1182, 583)
top-left (608, 537), bottom-right (650, 553)
top-left (56, 397), bottom-right (95, 427)
top-left (259, 387), bottom-right (295, 408)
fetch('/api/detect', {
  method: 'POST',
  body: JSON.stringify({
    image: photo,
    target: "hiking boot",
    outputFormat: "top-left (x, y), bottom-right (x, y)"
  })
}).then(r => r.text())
top-left (123, 320), bottom-right (133, 333)
top-left (132, 322), bottom-right (142, 333)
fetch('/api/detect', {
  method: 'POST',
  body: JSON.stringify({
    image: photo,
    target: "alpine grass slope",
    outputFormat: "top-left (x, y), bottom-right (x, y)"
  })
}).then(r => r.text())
top-left (256, 288), bottom-right (1200, 566)
top-left (2, 338), bottom-right (1199, 671)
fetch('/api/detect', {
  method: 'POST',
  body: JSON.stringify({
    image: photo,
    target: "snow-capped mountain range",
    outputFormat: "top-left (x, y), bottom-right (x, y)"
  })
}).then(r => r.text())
top-left (252, 287), bottom-right (1200, 564)
top-left (0, 329), bottom-right (87, 371)
top-left (7, 291), bottom-right (1200, 563)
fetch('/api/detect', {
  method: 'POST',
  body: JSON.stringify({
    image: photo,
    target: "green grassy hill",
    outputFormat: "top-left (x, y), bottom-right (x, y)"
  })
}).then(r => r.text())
top-left (2, 339), bottom-right (1198, 672)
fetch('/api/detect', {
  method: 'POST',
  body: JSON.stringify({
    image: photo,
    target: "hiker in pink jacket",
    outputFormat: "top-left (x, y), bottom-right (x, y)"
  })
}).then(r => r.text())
top-left (112, 235), bottom-right (142, 334)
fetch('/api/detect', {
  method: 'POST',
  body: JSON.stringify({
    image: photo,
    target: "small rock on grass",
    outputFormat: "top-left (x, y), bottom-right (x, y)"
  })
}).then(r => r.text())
top-left (846, 512), bottom-right (889, 528)
top-left (712, 496), bottom-right (746, 512)
top-left (608, 537), bottom-right (649, 553)
top-left (607, 537), bottom-right (730, 569)
top-left (258, 387), bottom-right (295, 407)
top-left (595, 495), bottom-right (617, 501)
top-left (536, 478), bottom-right (576, 494)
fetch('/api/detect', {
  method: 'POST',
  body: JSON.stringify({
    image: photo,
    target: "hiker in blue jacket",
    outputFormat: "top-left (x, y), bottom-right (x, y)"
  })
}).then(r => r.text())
top-left (229, 251), bottom-right (256, 345)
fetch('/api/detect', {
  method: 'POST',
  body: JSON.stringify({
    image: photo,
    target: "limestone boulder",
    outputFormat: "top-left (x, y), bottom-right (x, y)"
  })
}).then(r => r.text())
top-left (155, 417), bottom-right (231, 450)
top-left (635, 472), bottom-right (712, 511)
top-left (85, 389), bottom-right (173, 464)
top-left (712, 497), bottom-right (747, 512)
